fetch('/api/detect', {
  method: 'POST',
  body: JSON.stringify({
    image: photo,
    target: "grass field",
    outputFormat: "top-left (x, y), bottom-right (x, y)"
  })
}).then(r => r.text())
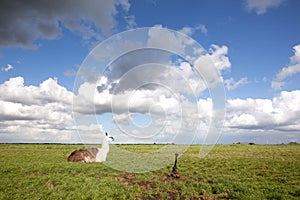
top-left (0, 144), bottom-right (299, 200)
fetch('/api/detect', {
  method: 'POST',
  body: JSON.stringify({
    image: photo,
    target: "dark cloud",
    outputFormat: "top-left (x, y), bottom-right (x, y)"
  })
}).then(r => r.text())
top-left (0, 114), bottom-right (36, 121)
top-left (0, 0), bottom-right (130, 48)
top-left (102, 48), bottom-right (173, 93)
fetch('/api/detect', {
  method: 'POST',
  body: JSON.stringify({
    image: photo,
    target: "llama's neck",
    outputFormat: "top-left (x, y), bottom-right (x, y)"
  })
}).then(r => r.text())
top-left (95, 137), bottom-right (110, 162)
top-left (101, 137), bottom-right (109, 152)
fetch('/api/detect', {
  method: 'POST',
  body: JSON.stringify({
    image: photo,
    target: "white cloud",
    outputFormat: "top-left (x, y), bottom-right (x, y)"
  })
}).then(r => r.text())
top-left (196, 24), bottom-right (208, 35)
top-left (1, 64), bottom-right (13, 72)
top-left (148, 25), bottom-right (195, 55)
top-left (290, 45), bottom-right (300, 63)
top-left (1, 76), bottom-right (300, 143)
top-left (73, 79), bottom-right (183, 116)
top-left (0, 0), bottom-right (132, 48)
top-left (226, 90), bottom-right (300, 132)
top-left (232, 113), bottom-right (258, 127)
top-left (124, 15), bottom-right (137, 29)
top-left (87, 26), bottom-right (215, 93)
top-left (225, 77), bottom-right (248, 90)
top-left (73, 62), bottom-right (204, 143)
top-left (73, 48), bottom-right (228, 116)
top-left (178, 26), bottom-right (194, 36)
top-left (195, 90), bottom-right (300, 143)
top-left (0, 77), bottom-right (73, 105)
top-left (209, 45), bottom-right (231, 71)
top-left (193, 44), bottom-right (231, 88)
top-left (178, 24), bottom-right (208, 36)
top-left (91, 36), bottom-right (143, 62)
top-left (272, 44), bottom-right (300, 90)
top-left (271, 81), bottom-right (285, 91)
top-left (245, 0), bottom-right (285, 15)
top-left (74, 35), bottom-right (230, 143)
top-left (0, 76), bottom-right (81, 143)
top-left (275, 63), bottom-right (300, 81)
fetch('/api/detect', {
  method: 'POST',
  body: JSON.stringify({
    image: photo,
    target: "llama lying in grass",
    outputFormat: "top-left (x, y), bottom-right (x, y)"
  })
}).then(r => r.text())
top-left (67, 132), bottom-right (114, 163)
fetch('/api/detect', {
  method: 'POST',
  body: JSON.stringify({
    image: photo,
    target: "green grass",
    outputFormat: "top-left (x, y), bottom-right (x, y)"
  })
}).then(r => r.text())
top-left (0, 144), bottom-right (299, 199)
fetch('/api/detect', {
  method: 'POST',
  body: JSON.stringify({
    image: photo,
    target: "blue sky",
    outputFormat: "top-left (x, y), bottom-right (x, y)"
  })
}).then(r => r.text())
top-left (0, 0), bottom-right (299, 144)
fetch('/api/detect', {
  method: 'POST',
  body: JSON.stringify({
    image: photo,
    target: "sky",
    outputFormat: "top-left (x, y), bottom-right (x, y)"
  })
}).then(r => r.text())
top-left (0, 0), bottom-right (300, 144)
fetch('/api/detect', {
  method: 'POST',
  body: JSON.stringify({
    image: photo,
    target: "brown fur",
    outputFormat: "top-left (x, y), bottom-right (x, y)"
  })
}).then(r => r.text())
top-left (67, 148), bottom-right (99, 162)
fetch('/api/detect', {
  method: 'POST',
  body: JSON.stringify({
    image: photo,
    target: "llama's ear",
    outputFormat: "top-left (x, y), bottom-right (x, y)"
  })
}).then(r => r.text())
top-left (105, 132), bottom-right (108, 136)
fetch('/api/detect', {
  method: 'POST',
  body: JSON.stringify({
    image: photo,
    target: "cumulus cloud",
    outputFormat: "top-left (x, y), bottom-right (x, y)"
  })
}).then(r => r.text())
top-left (1, 64), bottom-right (13, 72)
top-left (73, 78), bottom-right (200, 144)
top-left (0, 76), bottom-right (84, 143)
top-left (226, 90), bottom-right (300, 132)
top-left (1, 24), bottom-right (298, 143)
top-left (193, 44), bottom-right (231, 89)
top-left (0, 0), bottom-right (131, 48)
top-left (196, 90), bottom-right (300, 143)
top-left (73, 42), bottom-right (231, 116)
top-left (207, 44), bottom-right (231, 72)
top-left (73, 51), bottom-right (208, 143)
top-left (245, 0), bottom-right (285, 15)
top-left (73, 75), bottom-right (185, 116)
top-left (272, 44), bottom-right (300, 90)
top-left (87, 26), bottom-right (227, 94)
top-left (225, 77), bottom-right (248, 90)
top-left (87, 26), bottom-right (220, 92)
top-left (1, 75), bottom-right (300, 143)
top-left (0, 77), bottom-right (72, 105)
top-left (73, 27), bottom-right (231, 143)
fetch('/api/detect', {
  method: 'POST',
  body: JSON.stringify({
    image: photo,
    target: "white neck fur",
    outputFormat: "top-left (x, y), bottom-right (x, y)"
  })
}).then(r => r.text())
top-left (95, 135), bottom-right (110, 162)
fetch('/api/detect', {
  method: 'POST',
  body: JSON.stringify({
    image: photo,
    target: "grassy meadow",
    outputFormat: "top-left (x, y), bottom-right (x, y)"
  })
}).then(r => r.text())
top-left (0, 143), bottom-right (299, 200)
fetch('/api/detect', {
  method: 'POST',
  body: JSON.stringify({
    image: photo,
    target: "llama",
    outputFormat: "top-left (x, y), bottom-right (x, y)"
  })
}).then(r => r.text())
top-left (67, 132), bottom-right (114, 163)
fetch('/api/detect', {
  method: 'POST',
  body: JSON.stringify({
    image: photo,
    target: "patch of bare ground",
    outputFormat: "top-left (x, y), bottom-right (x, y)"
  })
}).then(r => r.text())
top-left (114, 173), bottom-right (229, 200)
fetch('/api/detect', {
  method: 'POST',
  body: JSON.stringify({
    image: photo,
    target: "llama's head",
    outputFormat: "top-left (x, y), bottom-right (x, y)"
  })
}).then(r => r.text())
top-left (105, 132), bottom-right (115, 142)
